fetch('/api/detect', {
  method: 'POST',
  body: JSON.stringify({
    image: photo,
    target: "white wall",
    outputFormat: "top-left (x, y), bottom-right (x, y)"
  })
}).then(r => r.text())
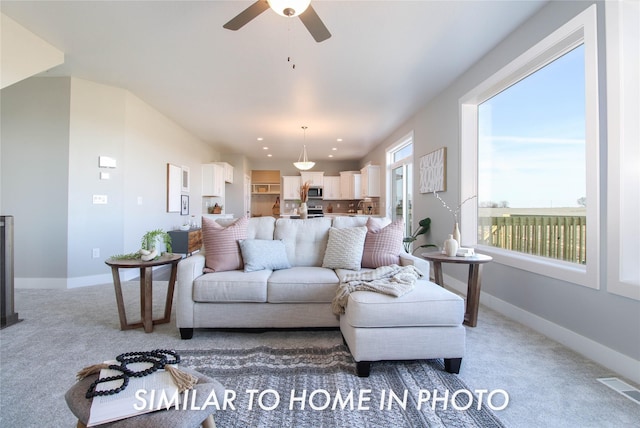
top-left (1, 77), bottom-right (71, 288)
top-left (2, 76), bottom-right (219, 288)
top-left (365, 0), bottom-right (640, 379)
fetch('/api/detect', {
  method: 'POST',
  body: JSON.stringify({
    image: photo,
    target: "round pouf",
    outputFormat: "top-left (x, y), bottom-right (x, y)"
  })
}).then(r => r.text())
top-left (65, 367), bottom-right (224, 428)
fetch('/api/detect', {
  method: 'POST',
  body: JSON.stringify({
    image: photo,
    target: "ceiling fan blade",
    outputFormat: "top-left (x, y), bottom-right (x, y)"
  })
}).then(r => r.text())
top-left (223, 0), bottom-right (270, 31)
top-left (299, 4), bottom-right (331, 43)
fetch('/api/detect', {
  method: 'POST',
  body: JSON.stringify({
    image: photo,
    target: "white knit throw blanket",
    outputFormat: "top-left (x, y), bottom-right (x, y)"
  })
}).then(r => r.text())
top-left (331, 264), bottom-right (423, 315)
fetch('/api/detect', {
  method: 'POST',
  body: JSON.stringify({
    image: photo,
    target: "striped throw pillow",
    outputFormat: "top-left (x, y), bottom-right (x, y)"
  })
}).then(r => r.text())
top-left (361, 218), bottom-right (404, 268)
top-left (202, 216), bottom-right (248, 272)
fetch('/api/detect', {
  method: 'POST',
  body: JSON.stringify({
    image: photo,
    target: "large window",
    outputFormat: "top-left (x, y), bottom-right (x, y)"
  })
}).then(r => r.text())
top-left (387, 133), bottom-right (413, 238)
top-left (477, 45), bottom-right (586, 264)
top-left (460, 6), bottom-right (599, 289)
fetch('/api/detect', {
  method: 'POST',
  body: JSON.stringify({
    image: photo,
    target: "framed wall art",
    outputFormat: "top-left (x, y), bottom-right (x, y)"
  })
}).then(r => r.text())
top-left (419, 147), bottom-right (447, 193)
top-left (181, 195), bottom-right (189, 216)
top-left (181, 166), bottom-right (190, 192)
top-left (167, 163), bottom-right (181, 212)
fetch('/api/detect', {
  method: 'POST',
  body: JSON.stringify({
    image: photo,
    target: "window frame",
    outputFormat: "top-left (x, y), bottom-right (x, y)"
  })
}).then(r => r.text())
top-left (459, 5), bottom-right (600, 289)
top-left (385, 132), bottom-right (413, 232)
top-left (605, 0), bottom-right (640, 300)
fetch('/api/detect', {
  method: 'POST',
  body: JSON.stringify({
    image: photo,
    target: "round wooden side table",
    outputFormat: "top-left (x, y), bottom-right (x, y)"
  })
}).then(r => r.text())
top-left (105, 253), bottom-right (182, 333)
top-left (421, 252), bottom-right (493, 327)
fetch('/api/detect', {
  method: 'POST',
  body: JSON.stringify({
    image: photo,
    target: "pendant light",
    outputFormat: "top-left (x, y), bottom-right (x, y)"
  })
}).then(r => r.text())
top-left (293, 126), bottom-right (315, 171)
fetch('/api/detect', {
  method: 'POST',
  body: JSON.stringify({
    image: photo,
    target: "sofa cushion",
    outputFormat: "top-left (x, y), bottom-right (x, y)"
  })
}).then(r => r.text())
top-left (193, 269), bottom-right (271, 302)
top-left (361, 217), bottom-right (404, 268)
top-left (274, 218), bottom-right (332, 267)
top-left (342, 280), bottom-right (464, 327)
top-left (239, 239), bottom-right (291, 272)
top-left (217, 216), bottom-right (276, 240)
top-left (322, 226), bottom-right (367, 270)
top-left (267, 267), bottom-right (340, 303)
top-left (202, 216), bottom-right (248, 272)
top-left (332, 216), bottom-right (390, 229)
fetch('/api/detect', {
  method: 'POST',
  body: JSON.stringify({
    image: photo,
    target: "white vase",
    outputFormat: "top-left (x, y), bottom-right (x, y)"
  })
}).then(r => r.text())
top-left (453, 222), bottom-right (461, 245)
top-left (444, 234), bottom-right (458, 257)
top-left (299, 202), bottom-right (308, 219)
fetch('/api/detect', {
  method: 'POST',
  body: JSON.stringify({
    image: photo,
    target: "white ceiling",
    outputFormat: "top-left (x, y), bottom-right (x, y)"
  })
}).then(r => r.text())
top-left (1, 0), bottom-right (547, 163)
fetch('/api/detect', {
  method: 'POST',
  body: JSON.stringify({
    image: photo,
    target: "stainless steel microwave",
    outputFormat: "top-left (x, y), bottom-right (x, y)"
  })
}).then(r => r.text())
top-left (307, 187), bottom-right (323, 199)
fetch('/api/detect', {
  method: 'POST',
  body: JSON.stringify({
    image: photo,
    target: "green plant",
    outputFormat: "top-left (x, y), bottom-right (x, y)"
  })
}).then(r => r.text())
top-left (403, 217), bottom-right (437, 254)
top-left (111, 229), bottom-right (172, 260)
top-left (141, 229), bottom-right (172, 253)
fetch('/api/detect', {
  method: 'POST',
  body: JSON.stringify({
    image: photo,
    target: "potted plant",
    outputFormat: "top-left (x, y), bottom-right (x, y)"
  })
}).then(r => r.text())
top-left (111, 229), bottom-right (172, 261)
top-left (403, 217), bottom-right (437, 254)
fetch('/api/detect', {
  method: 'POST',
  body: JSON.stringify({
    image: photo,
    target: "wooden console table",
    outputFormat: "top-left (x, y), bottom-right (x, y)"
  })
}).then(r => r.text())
top-left (167, 228), bottom-right (202, 256)
top-left (105, 254), bottom-right (182, 333)
top-left (421, 252), bottom-right (493, 327)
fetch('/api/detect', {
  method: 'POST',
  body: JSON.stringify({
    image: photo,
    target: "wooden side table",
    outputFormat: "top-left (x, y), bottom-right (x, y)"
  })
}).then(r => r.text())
top-left (421, 252), bottom-right (493, 327)
top-left (105, 254), bottom-right (182, 333)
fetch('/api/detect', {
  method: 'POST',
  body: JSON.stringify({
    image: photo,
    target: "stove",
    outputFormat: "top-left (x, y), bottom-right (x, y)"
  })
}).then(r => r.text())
top-left (307, 205), bottom-right (324, 217)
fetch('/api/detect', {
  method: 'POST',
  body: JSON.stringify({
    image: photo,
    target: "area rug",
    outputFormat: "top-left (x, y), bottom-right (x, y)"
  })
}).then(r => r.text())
top-left (178, 345), bottom-right (506, 427)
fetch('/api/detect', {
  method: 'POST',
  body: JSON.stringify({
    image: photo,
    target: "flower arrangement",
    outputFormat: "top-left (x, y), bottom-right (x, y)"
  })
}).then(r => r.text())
top-left (433, 191), bottom-right (476, 224)
top-left (299, 181), bottom-right (311, 203)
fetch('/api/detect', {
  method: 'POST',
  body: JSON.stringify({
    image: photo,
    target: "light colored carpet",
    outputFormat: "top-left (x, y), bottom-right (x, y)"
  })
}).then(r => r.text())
top-left (1, 281), bottom-right (639, 427)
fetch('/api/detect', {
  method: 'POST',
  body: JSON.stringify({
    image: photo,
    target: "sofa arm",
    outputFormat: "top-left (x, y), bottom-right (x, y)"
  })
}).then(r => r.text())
top-left (176, 253), bottom-right (206, 329)
top-left (399, 252), bottom-right (430, 279)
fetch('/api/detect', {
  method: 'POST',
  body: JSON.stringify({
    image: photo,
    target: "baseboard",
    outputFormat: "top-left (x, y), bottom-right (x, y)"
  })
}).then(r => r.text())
top-left (443, 273), bottom-right (640, 385)
top-left (15, 277), bottom-right (68, 289)
top-left (16, 265), bottom-right (170, 289)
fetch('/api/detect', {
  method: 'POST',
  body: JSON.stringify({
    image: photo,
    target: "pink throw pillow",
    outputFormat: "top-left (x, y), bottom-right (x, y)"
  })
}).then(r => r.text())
top-left (202, 216), bottom-right (248, 272)
top-left (361, 218), bottom-right (405, 268)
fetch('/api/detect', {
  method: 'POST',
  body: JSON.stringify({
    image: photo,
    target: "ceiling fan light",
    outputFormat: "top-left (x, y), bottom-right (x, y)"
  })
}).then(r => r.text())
top-left (268, 0), bottom-right (311, 17)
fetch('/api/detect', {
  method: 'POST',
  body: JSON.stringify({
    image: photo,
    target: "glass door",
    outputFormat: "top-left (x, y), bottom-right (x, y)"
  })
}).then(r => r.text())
top-left (392, 164), bottom-right (412, 237)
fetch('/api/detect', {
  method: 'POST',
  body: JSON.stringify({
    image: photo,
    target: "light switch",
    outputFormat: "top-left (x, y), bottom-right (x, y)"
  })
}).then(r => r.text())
top-left (100, 172), bottom-right (110, 180)
top-left (99, 156), bottom-right (117, 168)
top-left (93, 195), bottom-right (108, 204)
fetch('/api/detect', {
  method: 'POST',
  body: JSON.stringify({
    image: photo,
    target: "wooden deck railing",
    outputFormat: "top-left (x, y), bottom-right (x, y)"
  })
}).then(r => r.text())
top-left (478, 215), bottom-right (586, 264)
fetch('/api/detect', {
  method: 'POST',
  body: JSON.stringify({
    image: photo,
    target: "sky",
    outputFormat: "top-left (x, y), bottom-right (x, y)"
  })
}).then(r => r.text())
top-left (478, 44), bottom-right (586, 209)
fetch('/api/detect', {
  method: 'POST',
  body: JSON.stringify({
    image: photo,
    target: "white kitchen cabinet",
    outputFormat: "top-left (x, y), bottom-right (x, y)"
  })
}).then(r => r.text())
top-left (340, 171), bottom-right (362, 200)
top-left (322, 176), bottom-right (341, 200)
top-left (202, 163), bottom-right (225, 197)
top-left (216, 162), bottom-right (234, 183)
top-left (300, 171), bottom-right (324, 187)
top-left (282, 176), bottom-right (301, 200)
top-left (360, 164), bottom-right (380, 198)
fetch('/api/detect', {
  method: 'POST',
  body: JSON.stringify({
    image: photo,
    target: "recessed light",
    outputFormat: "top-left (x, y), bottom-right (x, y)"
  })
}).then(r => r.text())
top-left (336, 138), bottom-right (342, 142)
top-left (328, 154), bottom-right (334, 158)
top-left (257, 137), bottom-right (263, 141)
top-left (332, 147), bottom-right (337, 151)
top-left (263, 146), bottom-right (269, 150)
top-left (267, 154), bottom-right (272, 157)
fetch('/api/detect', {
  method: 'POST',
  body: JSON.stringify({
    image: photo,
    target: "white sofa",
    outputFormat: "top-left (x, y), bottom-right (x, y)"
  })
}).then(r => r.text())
top-left (176, 216), bottom-right (465, 376)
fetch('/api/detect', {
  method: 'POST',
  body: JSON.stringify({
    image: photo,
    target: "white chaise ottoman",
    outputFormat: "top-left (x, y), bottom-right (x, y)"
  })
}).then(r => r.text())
top-left (340, 279), bottom-right (466, 377)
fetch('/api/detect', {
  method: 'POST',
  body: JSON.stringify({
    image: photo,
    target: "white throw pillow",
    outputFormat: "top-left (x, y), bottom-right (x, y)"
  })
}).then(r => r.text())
top-left (322, 226), bottom-right (367, 270)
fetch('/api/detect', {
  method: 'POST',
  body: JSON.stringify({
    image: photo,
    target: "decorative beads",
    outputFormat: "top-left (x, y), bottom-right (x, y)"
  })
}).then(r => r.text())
top-left (85, 349), bottom-right (181, 399)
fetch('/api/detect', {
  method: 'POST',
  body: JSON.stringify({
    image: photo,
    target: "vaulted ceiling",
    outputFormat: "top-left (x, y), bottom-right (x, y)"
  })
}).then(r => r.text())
top-left (1, 1), bottom-right (548, 162)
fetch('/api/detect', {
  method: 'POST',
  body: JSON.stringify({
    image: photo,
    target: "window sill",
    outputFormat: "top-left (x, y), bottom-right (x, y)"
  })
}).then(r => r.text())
top-left (474, 244), bottom-right (597, 290)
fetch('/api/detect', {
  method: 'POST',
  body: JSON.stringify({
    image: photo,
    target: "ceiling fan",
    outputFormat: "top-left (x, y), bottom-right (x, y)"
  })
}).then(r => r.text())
top-left (223, 0), bottom-right (331, 43)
